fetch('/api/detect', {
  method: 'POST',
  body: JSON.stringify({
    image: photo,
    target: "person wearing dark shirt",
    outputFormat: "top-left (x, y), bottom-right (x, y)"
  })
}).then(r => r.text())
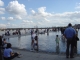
top-left (0, 36), bottom-right (2, 60)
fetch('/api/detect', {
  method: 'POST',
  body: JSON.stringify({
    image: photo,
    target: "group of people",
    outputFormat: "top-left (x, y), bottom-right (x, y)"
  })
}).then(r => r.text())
top-left (0, 37), bottom-right (21, 60)
top-left (55, 23), bottom-right (79, 58)
top-left (64, 23), bottom-right (79, 58)
top-left (31, 29), bottom-right (39, 51)
top-left (31, 23), bottom-right (79, 58)
top-left (0, 23), bottom-right (79, 60)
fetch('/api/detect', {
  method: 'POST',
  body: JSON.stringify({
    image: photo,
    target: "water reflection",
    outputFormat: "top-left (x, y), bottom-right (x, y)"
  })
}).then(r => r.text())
top-left (18, 36), bottom-right (21, 49)
top-left (56, 45), bottom-right (60, 54)
top-left (2, 30), bottom-right (80, 54)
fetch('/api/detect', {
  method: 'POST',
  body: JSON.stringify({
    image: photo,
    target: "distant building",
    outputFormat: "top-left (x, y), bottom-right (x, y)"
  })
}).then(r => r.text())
top-left (74, 24), bottom-right (80, 29)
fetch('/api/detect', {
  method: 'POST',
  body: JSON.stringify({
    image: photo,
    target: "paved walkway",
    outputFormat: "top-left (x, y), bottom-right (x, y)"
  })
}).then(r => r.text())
top-left (11, 49), bottom-right (80, 60)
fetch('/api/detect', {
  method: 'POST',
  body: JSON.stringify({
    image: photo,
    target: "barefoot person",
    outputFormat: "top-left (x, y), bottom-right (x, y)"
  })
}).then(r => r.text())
top-left (34, 36), bottom-right (39, 51)
top-left (31, 30), bottom-right (36, 51)
top-left (55, 35), bottom-right (60, 47)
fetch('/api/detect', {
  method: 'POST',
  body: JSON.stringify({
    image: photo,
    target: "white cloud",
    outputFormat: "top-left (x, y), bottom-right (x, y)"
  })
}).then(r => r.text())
top-left (0, 24), bottom-right (6, 28)
top-left (75, 3), bottom-right (80, 10)
top-left (2, 2), bottom-right (80, 28)
top-left (15, 15), bottom-right (22, 20)
top-left (38, 7), bottom-right (53, 16)
top-left (7, 23), bottom-right (10, 25)
top-left (6, 0), bottom-right (27, 18)
top-left (0, 8), bottom-right (5, 14)
top-left (31, 10), bottom-right (35, 14)
top-left (30, 7), bottom-right (53, 17)
top-left (1, 17), bottom-right (5, 20)
top-left (23, 20), bottom-right (33, 23)
top-left (0, 0), bottom-right (4, 6)
top-left (29, 9), bottom-right (80, 27)
top-left (7, 17), bottom-right (14, 20)
top-left (44, 18), bottom-right (50, 22)
top-left (21, 20), bottom-right (36, 28)
top-left (6, 23), bottom-right (18, 28)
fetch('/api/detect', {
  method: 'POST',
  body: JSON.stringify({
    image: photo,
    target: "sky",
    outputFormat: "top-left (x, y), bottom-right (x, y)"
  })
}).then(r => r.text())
top-left (0, 0), bottom-right (80, 28)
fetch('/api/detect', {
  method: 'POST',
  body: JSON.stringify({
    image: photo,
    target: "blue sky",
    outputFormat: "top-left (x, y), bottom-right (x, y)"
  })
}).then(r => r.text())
top-left (0, 0), bottom-right (80, 28)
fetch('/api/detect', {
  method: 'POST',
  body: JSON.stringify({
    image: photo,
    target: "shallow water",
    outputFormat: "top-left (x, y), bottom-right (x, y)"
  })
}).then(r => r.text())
top-left (1, 29), bottom-right (80, 54)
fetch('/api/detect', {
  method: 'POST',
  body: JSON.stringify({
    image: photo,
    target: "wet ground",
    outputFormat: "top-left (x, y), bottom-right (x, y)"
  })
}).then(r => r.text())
top-left (2, 30), bottom-right (80, 54)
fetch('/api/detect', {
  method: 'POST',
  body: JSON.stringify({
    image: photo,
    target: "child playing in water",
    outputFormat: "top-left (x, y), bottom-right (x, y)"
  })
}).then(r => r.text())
top-left (34, 36), bottom-right (38, 51)
top-left (55, 35), bottom-right (60, 47)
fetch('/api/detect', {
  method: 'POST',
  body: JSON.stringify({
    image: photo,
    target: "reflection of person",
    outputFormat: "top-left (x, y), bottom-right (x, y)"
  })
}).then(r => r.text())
top-left (64, 23), bottom-right (76, 58)
top-left (3, 43), bottom-right (20, 60)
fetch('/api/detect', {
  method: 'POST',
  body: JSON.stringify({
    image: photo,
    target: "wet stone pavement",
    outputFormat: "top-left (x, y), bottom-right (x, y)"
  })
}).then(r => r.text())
top-left (9, 48), bottom-right (80, 60)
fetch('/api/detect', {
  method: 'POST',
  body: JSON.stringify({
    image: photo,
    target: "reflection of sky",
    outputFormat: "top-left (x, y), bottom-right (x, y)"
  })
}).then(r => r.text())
top-left (1, 29), bottom-right (80, 54)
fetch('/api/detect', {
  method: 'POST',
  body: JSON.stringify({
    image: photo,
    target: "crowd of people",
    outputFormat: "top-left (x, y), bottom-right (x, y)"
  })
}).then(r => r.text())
top-left (54, 23), bottom-right (79, 58)
top-left (4, 30), bottom-right (21, 36)
top-left (0, 23), bottom-right (80, 60)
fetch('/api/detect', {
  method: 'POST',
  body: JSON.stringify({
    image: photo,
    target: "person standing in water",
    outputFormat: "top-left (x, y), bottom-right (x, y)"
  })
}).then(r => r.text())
top-left (34, 36), bottom-right (39, 51)
top-left (55, 35), bottom-right (60, 47)
top-left (31, 29), bottom-right (36, 51)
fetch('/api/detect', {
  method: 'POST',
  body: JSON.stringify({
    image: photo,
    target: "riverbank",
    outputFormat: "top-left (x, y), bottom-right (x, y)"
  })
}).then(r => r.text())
top-left (11, 48), bottom-right (80, 60)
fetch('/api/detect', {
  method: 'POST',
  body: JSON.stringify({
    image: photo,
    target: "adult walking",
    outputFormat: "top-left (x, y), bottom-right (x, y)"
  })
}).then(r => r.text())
top-left (64, 23), bottom-right (76, 58)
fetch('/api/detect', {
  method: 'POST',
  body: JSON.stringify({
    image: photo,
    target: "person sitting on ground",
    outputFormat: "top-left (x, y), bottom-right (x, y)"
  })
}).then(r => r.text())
top-left (3, 43), bottom-right (21, 60)
top-left (2, 39), bottom-right (7, 49)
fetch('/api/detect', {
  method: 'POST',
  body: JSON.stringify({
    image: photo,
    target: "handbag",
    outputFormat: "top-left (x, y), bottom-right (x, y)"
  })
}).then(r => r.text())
top-left (76, 36), bottom-right (79, 41)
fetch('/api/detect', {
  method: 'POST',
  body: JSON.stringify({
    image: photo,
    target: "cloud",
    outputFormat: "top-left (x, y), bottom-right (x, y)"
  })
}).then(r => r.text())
top-left (21, 20), bottom-right (36, 28)
top-left (23, 20), bottom-right (33, 23)
top-left (1, 17), bottom-right (5, 20)
top-left (2, 1), bottom-right (80, 28)
top-left (0, 0), bottom-right (4, 6)
top-left (15, 15), bottom-right (22, 20)
top-left (29, 9), bottom-right (80, 27)
top-left (44, 18), bottom-right (50, 22)
top-left (6, 23), bottom-right (18, 28)
top-left (7, 22), bottom-right (10, 25)
top-left (75, 3), bottom-right (80, 10)
top-left (0, 0), bottom-right (5, 14)
top-left (31, 7), bottom-right (53, 18)
top-left (7, 17), bottom-right (14, 21)
top-left (6, 0), bottom-right (27, 18)
top-left (0, 8), bottom-right (5, 14)
top-left (31, 10), bottom-right (35, 14)
top-left (0, 24), bottom-right (6, 28)
top-left (38, 7), bottom-right (53, 16)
